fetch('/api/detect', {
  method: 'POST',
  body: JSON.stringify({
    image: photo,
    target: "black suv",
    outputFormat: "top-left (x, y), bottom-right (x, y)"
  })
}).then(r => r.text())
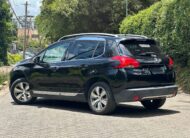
top-left (10, 33), bottom-right (178, 114)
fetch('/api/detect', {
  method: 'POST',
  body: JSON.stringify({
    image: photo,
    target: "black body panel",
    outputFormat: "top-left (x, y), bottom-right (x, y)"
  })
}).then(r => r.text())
top-left (9, 34), bottom-right (177, 103)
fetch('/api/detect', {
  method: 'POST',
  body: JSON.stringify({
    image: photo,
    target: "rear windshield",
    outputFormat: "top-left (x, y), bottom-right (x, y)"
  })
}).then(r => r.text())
top-left (119, 40), bottom-right (161, 57)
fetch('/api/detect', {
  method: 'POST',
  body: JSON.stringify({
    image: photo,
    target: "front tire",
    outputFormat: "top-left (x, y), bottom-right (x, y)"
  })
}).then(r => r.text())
top-left (141, 98), bottom-right (166, 110)
top-left (88, 82), bottom-right (116, 115)
top-left (10, 78), bottom-right (36, 105)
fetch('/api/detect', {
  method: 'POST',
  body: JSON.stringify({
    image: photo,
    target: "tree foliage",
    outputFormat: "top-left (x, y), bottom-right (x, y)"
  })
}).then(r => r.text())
top-left (36, 0), bottom-right (159, 42)
top-left (120, 0), bottom-right (190, 67)
top-left (128, 0), bottom-right (160, 14)
top-left (0, 0), bottom-right (13, 64)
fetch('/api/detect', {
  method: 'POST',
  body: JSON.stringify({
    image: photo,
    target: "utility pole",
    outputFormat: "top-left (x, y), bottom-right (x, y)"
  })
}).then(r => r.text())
top-left (23, 1), bottom-right (28, 59)
top-left (126, 0), bottom-right (128, 17)
top-left (27, 16), bottom-right (34, 50)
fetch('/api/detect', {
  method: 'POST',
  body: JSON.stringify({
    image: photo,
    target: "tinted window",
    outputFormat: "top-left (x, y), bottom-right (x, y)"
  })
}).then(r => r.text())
top-left (109, 41), bottom-right (120, 57)
top-left (118, 44), bottom-right (131, 56)
top-left (120, 40), bottom-right (161, 57)
top-left (93, 41), bottom-right (105, 57)
top-left (67, 40), bottom-right (105, 60)
top-left (42, 42), bottom-right (70, 63)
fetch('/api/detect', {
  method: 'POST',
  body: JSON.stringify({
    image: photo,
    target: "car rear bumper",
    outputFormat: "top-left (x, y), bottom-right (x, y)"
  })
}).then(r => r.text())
top-left (114, 85), bottom-right (178, 103)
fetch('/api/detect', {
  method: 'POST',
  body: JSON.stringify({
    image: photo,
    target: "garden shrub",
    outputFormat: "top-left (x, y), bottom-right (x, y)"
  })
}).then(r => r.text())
top-left (8, 53), bottom-right (22, 65)
top-left (120, 0), bottom-right (190, 92)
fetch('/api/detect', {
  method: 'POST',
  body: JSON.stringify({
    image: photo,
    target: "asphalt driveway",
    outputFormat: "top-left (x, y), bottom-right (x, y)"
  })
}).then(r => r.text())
top-left (0, 87), bottom-right (190, 138)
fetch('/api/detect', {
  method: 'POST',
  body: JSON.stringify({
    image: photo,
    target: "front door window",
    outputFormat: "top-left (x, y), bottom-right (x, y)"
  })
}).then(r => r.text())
top-left (43, 42), bottom-right (70, 63)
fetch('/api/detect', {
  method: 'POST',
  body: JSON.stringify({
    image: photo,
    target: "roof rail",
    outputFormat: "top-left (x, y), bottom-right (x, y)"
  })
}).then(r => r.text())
top-left (117, 34), bottom-right (148, 39)
top-left (58, 33), bottom-right (118, 41)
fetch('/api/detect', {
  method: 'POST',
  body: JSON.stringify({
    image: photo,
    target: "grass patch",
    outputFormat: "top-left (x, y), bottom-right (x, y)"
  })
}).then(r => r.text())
top-left (0, 73), bottom-right (8, 85)
top-left (176, 66), bottom-right (190, 94)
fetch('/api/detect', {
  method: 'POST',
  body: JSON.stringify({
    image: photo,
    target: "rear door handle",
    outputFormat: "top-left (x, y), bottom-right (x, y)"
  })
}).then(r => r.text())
top-left (81, 64), bottom-right (88, 68)
top-left (80, 64), bottom-right (89, 70)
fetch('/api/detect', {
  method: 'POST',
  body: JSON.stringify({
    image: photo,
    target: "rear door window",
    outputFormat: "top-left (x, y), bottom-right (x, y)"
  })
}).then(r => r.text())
top-left (67, 40), bottom-right (105, 60)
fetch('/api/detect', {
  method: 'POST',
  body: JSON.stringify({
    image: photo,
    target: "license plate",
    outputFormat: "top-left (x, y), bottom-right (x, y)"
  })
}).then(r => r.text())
top-left (151, 66), bottom-right (166, 74)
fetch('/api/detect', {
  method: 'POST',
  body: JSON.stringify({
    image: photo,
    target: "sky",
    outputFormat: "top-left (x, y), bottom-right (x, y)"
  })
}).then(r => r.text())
top-left (10, 0), bottom-right (42, 17)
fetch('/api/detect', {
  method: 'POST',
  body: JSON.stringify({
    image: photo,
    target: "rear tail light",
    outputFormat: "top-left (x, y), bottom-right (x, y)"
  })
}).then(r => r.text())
top-left (111, 56), bottom-right (140, 69)
top-left (168, 56), bottom-right (174, 68)
top-left (133, 96), bottom-right (140, 101)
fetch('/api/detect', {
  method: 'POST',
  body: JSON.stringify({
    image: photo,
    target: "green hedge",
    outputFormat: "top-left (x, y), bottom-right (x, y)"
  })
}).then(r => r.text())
top-left (8, 53), bottom-right (22, 65)
top-left (176, 66), bottom-right (190, 93)
top-left (120, 0), bottom-right (190, 67)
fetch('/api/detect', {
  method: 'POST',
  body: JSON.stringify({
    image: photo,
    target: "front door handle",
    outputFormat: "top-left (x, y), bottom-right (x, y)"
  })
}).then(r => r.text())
top-left (50, 66), bottom-right (59, 72)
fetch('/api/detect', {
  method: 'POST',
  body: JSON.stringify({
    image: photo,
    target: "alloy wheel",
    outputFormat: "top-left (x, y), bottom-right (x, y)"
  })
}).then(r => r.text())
top-left (90, 86), bottom-right (108, 111)
top-left (14, 82), bottom-right (32, 102)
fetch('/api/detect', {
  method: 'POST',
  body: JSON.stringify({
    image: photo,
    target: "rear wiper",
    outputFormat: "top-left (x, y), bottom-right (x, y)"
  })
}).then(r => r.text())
top-left (137, 52), bottom-right (156, 57)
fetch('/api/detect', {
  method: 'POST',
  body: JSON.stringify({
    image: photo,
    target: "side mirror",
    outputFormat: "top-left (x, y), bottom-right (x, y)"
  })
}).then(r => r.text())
top-left (33, 56), bottom-right (40, 64)
top-left (33, 56), bottom-right (50, 68)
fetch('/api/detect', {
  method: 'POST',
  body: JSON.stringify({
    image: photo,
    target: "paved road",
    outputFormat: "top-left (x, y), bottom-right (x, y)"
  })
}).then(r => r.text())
top-left (0, 87), bottom-right (190, 138)
top-left (0, 66), bottom-right (12, 74)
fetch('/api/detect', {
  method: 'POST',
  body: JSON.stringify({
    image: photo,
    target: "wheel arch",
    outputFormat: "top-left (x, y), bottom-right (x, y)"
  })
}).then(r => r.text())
top-left (84, 77), bottom-right (111, 99)
top-left (10, 71), bottom-right (27, 88)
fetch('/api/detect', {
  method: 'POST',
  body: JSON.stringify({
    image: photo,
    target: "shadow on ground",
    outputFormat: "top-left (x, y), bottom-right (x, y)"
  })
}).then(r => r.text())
top-left (12, 98), bottom-right (180, 118)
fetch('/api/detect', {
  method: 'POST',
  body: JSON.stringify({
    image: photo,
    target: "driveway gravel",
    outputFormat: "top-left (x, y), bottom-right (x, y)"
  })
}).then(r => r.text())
top-left (0, 87), bottom-right (190, 138)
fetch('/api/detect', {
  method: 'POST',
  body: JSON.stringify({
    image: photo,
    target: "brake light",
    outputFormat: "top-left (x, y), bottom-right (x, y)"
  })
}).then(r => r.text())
top-left (112, 56), bottom-right (140, 69)
top-left (168, 57), bottom-right (174, 68)
top-left (133, 96), bottom-right (140, 101)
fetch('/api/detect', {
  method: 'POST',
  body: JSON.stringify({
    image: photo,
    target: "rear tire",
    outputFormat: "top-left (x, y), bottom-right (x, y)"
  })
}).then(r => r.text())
top-left (88, 82), bottom-right (116, 115)
top-left (141, 98), bottom-right (166, 110)
top-left (10, 78), bottom-right (36, 105)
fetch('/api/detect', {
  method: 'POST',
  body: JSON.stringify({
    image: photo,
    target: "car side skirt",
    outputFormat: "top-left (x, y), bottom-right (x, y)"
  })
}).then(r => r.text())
top-left (32, 91), bottom-right (86, 102)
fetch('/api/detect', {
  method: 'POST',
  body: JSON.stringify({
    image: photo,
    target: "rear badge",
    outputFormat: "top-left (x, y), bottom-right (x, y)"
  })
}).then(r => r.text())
top-left (153, 58), bottom-right (162, 64)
